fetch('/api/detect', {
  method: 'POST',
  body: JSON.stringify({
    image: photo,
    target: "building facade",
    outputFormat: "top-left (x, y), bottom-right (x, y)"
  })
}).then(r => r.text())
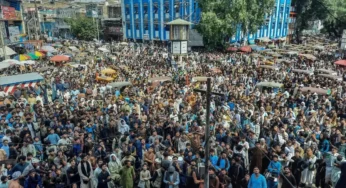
top-left (122, 0), bottom-right (201, 41)
top-left (230, 0), bottom-right (292, 43)
top-left (0, 0), bottom-right (25, 44)
top-left (122, 0), bottom-right (292, 44)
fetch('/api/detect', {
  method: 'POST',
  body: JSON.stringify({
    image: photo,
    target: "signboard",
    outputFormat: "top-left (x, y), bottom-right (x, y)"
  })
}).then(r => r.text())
top-left (108, 27), bottom-right (122, 34)
top-left (8, 26), bottom-right (20, 42)
top-left (181, 41), bottom-right (187, 54)
top-left (172, 41), bottom-right (180, 54)
top-left (1, 6), bottom-right (17, 20)
top-left (143, 34), bottom-right (149, 40)
top-left (341, 29), bottom-right (346, 50)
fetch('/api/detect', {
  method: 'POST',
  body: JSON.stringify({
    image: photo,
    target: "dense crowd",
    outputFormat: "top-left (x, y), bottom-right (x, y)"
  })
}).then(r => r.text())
top-left (0, 39), bottom-right (345, 188)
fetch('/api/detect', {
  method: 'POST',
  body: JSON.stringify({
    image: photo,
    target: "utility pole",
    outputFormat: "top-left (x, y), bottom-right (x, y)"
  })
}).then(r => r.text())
top-left (0, 21), bottom-right (7, 59)
top-left (194, 78), bottom-right (224, 188)
top-left (34, 0), bottom-right (41, 39)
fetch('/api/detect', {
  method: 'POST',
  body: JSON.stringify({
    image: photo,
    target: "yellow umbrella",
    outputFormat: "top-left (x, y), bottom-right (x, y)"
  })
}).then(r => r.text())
top-left (34, 51), bottom-right (44, 57)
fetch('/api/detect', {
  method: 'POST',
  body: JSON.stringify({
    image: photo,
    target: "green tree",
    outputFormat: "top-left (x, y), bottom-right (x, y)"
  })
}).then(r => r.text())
top-left (321, 0), bottom-right (346, 37)
top-left (65, 16), bottom-right (98, 41)
top-left (197, 0), bottom-right (275, 49)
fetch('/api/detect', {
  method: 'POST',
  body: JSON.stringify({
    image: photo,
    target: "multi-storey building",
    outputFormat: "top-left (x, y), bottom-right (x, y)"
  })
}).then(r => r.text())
top-left (121, 0), bottom-right (201, 41)
top-left (230, 0), bottom-right (292, 43)
top-left (287, 5), bottom-right (296, 43)
top-left (0, 0), bottom-right (25, 44)
top-left (102, 1), bottom-right (122, 41)
top-left (122, 0), bottom-right (292, 44)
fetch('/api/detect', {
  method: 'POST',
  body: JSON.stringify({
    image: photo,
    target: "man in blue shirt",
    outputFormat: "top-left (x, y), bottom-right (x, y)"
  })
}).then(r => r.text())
top-left (44, 129), bottom-right (60, 145)
top-left (267, 155), bottom-right (282, 188)
top-left (210, 149), bottom-right (219, 167)
top-left (248, 166), bottom-right (267, 188)
top-left (10, 156), bottom-right (28, 176)
top-left (215, 152), bottom-right (230, 171)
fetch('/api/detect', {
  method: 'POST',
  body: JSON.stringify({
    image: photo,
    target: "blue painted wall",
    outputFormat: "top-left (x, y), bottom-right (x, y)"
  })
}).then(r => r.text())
top-left (122, 0), bottom-right (200, 41)
top-left (122, 0), bottom-right (290, 42)
top-left (40, 22), bottom-right (55, 37)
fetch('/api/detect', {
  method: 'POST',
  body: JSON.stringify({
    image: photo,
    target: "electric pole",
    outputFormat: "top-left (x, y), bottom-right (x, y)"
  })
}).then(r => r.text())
top-left (34, 0), bottom-right (41, 39)
top-left (194, 78), bottom-right (224, 188)
top-left (0, 21), bottom-right (7, 59)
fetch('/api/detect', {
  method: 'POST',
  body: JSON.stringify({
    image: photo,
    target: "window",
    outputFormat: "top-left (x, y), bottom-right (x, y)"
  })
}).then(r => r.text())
top-left (134, 6), bottom-right (139, 14)
top-left (144, 25), bottom-right (148, 30)
top-left (165, 5), bottom-right (169, 13)
top-left (153, 5), bottom-right (158, 14)
top-left (175, 3), bottom-right (179, 13)
top-left (154, 24), bottom-right (159, 30)
top-left (143, 6), bottom-right (148, 14)
top-left (165, 25), bottom-right (170, 31)
top-left (135, 24), bottom-right (139, 29)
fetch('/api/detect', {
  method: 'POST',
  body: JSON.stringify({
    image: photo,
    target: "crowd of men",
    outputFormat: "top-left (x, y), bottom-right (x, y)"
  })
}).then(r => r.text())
top-left (0, 39), bottom-right (345, 188)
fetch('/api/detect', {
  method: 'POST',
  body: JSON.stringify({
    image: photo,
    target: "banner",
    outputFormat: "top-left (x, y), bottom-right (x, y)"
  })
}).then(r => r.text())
top-left (1, 6), bottom-right (16, 20)
top-left (8, 26), bottom-right (20, 42)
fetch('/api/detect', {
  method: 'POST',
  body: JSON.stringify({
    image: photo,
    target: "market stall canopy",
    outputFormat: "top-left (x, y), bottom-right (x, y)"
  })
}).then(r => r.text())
top-left (41, 46), bottom-right (57, 52)
top-left (239, 46), bottom-right (252, 53)
top-left (299, 54), bottom-right (317, 61)
top-left (258, 65), bottom-right (279, 70)
top-left (192, 77), bottom-right (213, 82)
top-left (292, 69), bottom-right (314, 75)
top-left (50, 55), bottom-right (70, 62)
top-left (334, 60), bottom-right (346, 66)
top-left (0, 46), bottom-right (16, 57)
top-left (299, 87), bottom-right (328, 95)
top-left (107, 81), bottom-right (132, 88)
top-left (68, 46), bottom-right (80, 52)
top-left (2, 59), bottom-right (20, 65)
top-left (148, 76), bottom-right (172, 82)
top-left (16, 60), bottom-right (36, 65)
top-left (27, 53), bottom-right (39, 60)
top-left (210, 67), bottom-right (222, 73)
top-left (316, 69), bottom-right (337, 75)
top-left (227, 47), bottom-right (238, 52)
top-left (14, 54), bottom-right (30, 61)
top-left (0, 72), bottom-right (44, 94)
top-left (68, 63), bottom-right (87, 68)
top-left (317, 74), bottom-right (343, 81)
top-left (256, 82), bottom-right (283, 88)
top-left (120, 42), bottom-right (128, 46)
top-left (98, 47), bottom-right (110, 53)
top-left (101, 68), bottom-right (116, 74)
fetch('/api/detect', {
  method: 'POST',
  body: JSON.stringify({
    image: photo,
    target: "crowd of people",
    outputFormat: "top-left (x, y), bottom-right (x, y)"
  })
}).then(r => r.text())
top-left (0, 38), bottom-right (345, 188)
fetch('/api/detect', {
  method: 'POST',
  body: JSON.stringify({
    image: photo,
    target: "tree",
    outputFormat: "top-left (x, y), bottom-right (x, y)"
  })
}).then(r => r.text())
top-left (197, 0), bottom-right (275, 49)
top-left (321, 0), bottom-right (346, 37)
top-left (65, 16), bottom-right (98, 41)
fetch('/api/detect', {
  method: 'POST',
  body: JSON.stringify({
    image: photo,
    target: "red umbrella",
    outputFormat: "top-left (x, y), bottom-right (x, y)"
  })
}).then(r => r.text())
top-left (50, 55), bottom-right (69, 62)
top-left (227, 47), bottom-right (238, 52)
top-left (335, 60), bottom-right (346, 66)
top-left (239, 46), bottom-right (252, 53)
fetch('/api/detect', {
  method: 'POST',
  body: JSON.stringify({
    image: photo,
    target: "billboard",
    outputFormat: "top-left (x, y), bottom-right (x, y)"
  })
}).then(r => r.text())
top-left (1, 6), bottom-right (17, 20)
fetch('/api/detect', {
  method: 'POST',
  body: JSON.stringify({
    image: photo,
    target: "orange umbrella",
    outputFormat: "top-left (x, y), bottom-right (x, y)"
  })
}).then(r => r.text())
top-left (50, 55), bottom-right (70, 62)
top-left (210, 68), bottom-right (222, 73)
top-left (239, 46), bottom-right (252, 53)
top-left (227, 47), bottom-right (238, 52)
top-left (335, 60), bottom-right (346, 66)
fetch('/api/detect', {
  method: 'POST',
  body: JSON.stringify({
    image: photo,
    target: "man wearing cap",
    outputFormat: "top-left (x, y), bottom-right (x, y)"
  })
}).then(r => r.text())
top-left (8, 171), bottom-right (21, 188)
top-left (163, 166), bottom-right (180, 188)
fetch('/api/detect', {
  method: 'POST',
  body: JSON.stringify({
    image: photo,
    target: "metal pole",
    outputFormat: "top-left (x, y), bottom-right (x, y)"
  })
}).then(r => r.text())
top-left (34, 0), bottom-right (41, 39)
top-left (96, 18), bottom-right (100, 41)
top-left (204, 77), bottom-right (211, 188)
top-left (0, 21), bottom-right (7, 59)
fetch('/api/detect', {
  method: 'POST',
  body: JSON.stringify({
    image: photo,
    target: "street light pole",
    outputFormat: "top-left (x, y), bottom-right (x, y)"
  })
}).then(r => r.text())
top-left (34, 0), bottom-right (41, 39)
top-left (0, 21), bottom-right (7, 59)
top-left (204, 77), bottom-right (211, 188)
top-left (194, 78), bottom-right (224, 188)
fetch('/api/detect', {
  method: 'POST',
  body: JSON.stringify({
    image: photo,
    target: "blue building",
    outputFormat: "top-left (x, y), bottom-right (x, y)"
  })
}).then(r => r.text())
top-left (122, 0), bottom-right (291, 43)
top-left (230, 0), bottom-right (292, 43)
top-left (121, 0), bottom-right (201, 41)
